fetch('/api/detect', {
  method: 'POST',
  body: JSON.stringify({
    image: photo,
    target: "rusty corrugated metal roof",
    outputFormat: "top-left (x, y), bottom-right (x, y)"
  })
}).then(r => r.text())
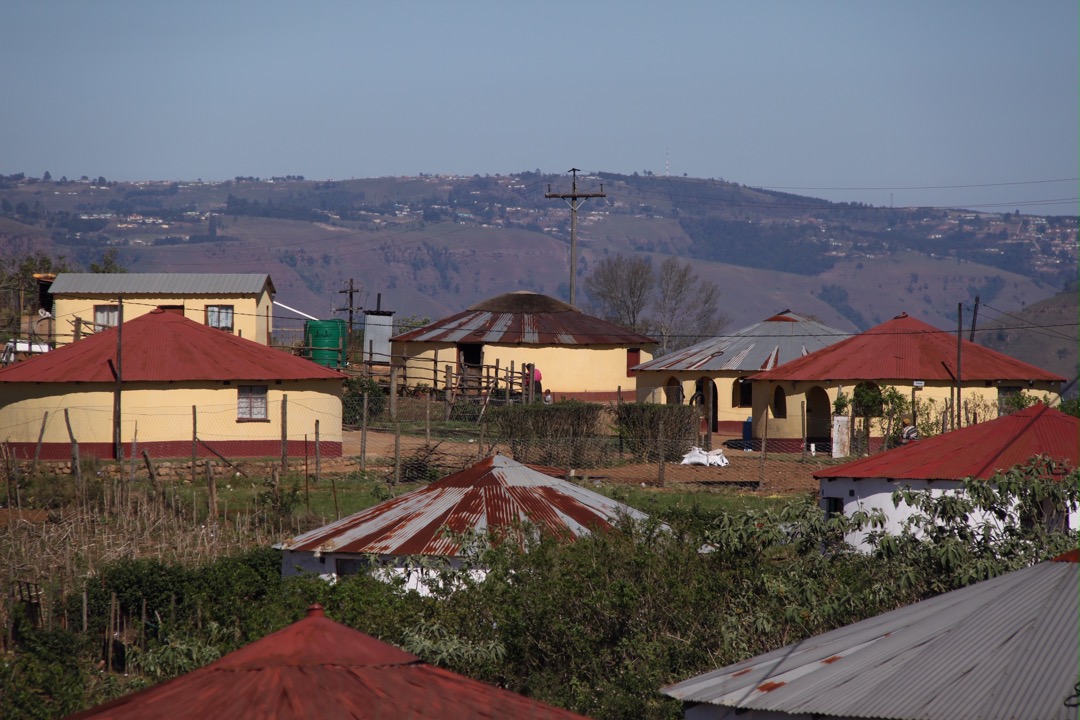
top-left (49, 272), bottom-right (275, 296)
top-left (67, 604), bottom-right (590, 719)
top-left (663, 554), bottom-right (1079, 720)
top-left (814, 403), bottom-right (1078, 481)
top-left (0, 309), bottom-right (344, 383)
top-left (750, 312), bottom-right (1065, 383)
top-left (392, 291), bottom-right (656, 347)
top-left (633, 311), bottom-right (850, 374)
top-left (279, 455), bottom-right (651, 557)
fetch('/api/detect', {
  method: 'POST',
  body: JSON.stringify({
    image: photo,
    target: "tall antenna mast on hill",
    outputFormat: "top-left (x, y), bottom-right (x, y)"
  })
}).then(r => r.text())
top-left (545, 168), bottom-right (605, 307)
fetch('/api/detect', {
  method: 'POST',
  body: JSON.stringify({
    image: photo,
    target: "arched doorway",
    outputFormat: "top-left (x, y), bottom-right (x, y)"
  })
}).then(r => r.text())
top-left (694, 377), bottom-right (719, 432)
top-left (805, 385), bottom-right (831, 453)
top-left (771, 385), bottom-right (787, 419)
top-left (664, 377), bottom-right (684, 404)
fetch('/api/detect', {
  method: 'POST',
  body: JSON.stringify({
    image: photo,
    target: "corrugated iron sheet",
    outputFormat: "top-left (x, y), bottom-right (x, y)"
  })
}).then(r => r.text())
top-left (392, 293), bottom-right (656, 347)
top-left (49, 272), bottom-right (274, 296)
top-left (752, 312), bottom-right (1065, 382)
top-left (68, 604), bottom-right (590, 719)
top-left (663, 556), bottom-right (1080, 720)
top-left (0, 309), bottom-right (344, 383)
top-left (633, 312), bottom-right (849, 374)
top-left (814, 404), bottom-right (1078, 481)
top-left (279, 455), bottom-right (651, 557)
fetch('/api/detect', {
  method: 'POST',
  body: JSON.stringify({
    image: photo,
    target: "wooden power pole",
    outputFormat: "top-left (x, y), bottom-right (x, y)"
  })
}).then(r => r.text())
top-left (337, 279), bottom-right (361, 335)
top-left (546, 168), bottom-right (605, 307)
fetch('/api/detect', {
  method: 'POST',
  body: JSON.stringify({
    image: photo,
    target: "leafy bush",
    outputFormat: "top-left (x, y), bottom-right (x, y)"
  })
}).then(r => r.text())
top-left (342, 376), bottom-right (387, 424)
top-left (488, 401), bottom-right (608, 467)
top-left (612, 403), bottom-right (698, 462)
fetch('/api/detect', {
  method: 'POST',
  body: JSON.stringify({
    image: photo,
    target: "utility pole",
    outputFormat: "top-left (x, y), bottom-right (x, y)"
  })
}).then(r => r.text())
top-left (546, 168), bottom-right (605, 307)
top-left (337, 279), bottom-right (361, 335)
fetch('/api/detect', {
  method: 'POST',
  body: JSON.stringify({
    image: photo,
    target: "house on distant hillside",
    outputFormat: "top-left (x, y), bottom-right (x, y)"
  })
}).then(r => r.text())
top-left (748, 313), bottom-right (1064, 453)
top-left (0, 309), bottom-right (344, 461)
top-left (49, 273), bottom-right (276, 345)
top-left (816, 404), bottom-right (1079, 551)
top-left (391, 291), bottom-right (657, 401)
top-left (634, 311), bottom-right (849, 435)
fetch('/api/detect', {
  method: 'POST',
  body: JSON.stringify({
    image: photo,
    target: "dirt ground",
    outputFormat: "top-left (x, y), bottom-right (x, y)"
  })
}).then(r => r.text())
top-left (337, 430), bottom-right (823, 496)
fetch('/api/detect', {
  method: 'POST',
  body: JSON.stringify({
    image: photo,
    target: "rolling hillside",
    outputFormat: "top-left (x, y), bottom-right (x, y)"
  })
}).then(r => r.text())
top-left (0, 172), bottom-right (1074, 379)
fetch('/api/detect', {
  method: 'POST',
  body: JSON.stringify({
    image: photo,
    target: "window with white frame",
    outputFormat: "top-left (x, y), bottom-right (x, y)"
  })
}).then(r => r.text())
top-left (93, 304), bottom-right (119, 331)
top-left (206, 305), bottom-right (234, 332)
top-left (237, 385), bottom-right (268, 421)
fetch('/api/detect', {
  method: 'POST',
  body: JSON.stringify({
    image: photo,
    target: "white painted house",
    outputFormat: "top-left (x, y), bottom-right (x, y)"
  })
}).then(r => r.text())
top-left (814, 404), bottom-right (1079, 551)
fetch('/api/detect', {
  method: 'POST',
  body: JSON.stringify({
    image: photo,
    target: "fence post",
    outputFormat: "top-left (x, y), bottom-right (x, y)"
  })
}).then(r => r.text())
top-left (206, 460), bottom-right (217, 528)
top-left (800, 401), bottom-right (807, 461)
top-left (393, 423), bottom-right (401, 486)
top-left (32, 411), bottom-right (48, 474)
top-left (315, 419), bottom-right (322, 487)
top-left (389, 365), bottom-right (399, 421)
top-left (425, 391), bottom-right (431, 444)
top-left (705, 382), bottom-right (713, 451)
top-left (360, 393), bottom-right (369, 474)
top-left (445, 365), bottom-right (454, 421)
top-left (191, 405), bottom-right (197, 485)
top-left (657, 418), bottom-right (665, 488)
top-left (759, 408), bottom-right (770, 484)
top-left (280, 394), bottom-right (288, 471)
top-left (63, 408), bottom-right (81, 502)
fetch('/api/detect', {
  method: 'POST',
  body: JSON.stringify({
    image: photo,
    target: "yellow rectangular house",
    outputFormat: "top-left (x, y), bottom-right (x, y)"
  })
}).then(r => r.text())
top-left (48, 273), bottom-right (276, 345)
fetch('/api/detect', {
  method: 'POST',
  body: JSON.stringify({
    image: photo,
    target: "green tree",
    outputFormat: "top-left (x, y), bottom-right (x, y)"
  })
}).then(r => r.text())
top-left (88, 248), bottom-right (127, 273)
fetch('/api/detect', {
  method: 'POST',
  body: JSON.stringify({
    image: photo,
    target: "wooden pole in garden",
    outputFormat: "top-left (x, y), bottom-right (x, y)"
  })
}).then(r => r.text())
top-left (191, 405), bottom-right (197, 485)
top-left (280, 394), bottom-right (289, 471)
top-left (360, 393), bottom-right (368, 473)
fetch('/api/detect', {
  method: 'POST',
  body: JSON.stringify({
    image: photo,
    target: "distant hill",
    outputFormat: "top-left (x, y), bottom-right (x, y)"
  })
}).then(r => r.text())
top-left (0, 172), bottom-right (1075, 364)
top-left (977, 281), bottom-right (1079, 393)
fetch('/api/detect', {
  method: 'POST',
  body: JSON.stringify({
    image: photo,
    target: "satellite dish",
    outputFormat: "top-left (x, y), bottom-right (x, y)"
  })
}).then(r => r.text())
top-left (38, 308), bottom-right (53, 318)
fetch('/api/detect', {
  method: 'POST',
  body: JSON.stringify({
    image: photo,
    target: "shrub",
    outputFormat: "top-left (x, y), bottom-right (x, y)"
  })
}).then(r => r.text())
top-left (612, 403), bottom-right (698, 462)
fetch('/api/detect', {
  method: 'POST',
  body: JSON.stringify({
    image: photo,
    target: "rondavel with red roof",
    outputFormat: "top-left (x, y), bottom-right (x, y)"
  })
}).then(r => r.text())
top-left (0, 308), bottom-right (346, 461)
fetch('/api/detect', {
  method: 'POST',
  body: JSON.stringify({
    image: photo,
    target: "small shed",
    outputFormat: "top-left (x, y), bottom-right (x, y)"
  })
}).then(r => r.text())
top-left (67, 603), bottom-right (590, 719)
top-left (278, 454), bottom-right (651, 582)
top-left (391, 291), bottom-right (657, 401)
top-left (663, 550), bottom-right (1080, 720)
top-left (815, 403), bottom-right (1079, 551)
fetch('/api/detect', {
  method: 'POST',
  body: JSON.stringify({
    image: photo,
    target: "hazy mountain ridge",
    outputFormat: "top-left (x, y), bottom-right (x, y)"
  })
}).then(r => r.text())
top-left (0, 172), bottom-right (1075, 379)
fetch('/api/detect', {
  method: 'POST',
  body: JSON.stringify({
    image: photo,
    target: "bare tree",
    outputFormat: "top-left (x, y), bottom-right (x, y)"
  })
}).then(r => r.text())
top-left (582, 255), bottom-right (654, 332)
top-left (653, 257), bottom-right (727, 355)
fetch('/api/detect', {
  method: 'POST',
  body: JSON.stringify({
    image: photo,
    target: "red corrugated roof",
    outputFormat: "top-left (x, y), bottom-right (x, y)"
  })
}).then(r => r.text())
top-left (67, 604), bottom-right (589, 719)
top-left (280, 455), bottom-right (652, 557)
top-left (392, 291), bottom-right (656, 346)
top-left (814, 404), bottom-right (1078, 481)
top-left (0, 309), bottom-right (345, 383)
top-left (750, 313), bottom-right (1063, 383)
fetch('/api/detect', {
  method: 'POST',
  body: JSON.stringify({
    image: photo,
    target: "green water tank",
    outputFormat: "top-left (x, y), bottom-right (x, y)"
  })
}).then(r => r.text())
top-left (304, 319), bottom-right (347, 368)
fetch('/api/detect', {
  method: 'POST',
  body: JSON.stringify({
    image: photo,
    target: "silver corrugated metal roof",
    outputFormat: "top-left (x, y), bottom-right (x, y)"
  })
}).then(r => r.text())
top-left (277, 455), bottom-right (652, 557)
top-left (49, 273), bottom-right (274, 296)
top-left (663, 556), bottom-right (1080, 720)
top-left (634, 311), bottom-right (849, 374)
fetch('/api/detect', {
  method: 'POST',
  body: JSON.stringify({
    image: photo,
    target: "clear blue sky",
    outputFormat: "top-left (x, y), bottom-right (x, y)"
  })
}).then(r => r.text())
top-left (4, 1), bottom-right (1077, 213)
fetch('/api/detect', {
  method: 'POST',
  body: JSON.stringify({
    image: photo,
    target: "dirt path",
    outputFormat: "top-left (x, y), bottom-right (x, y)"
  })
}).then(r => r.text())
top-left (333, 430), bottom-right (823, 495)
